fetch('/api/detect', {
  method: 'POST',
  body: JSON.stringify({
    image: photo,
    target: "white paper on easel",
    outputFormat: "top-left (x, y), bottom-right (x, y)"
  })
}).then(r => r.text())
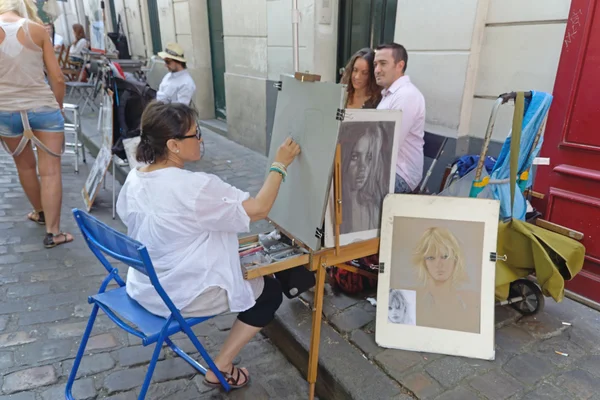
top-left (324, 109), bottom-right (402, 248)
top-left (375, 194), bottom-right (499, 360)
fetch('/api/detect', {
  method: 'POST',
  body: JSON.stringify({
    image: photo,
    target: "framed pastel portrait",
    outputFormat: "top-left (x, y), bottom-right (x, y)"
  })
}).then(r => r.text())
top-left (375, 194), bottom-right (500, 360)
top-left (324, 109), bottom-right (402, 248)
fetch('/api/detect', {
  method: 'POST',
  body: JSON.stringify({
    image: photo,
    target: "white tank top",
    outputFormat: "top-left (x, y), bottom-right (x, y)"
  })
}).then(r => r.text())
top-left (0, 18), bottom-right (59, 111)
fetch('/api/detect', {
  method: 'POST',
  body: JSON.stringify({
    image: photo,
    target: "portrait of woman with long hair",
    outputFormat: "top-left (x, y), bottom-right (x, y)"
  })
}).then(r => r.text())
top-left (339, 120), bottom-right (394, 235)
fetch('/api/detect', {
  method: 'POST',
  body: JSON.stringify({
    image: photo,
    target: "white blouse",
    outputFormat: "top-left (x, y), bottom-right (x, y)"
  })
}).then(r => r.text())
top-left (116, 167), bottom-right (258, 317)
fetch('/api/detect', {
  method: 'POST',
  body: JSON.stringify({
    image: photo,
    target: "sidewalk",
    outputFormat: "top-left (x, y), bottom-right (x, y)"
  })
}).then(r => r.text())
top-left (76, 107), bottom-right (600, 400)
top-left (0, 148), bottom-right (308, 398)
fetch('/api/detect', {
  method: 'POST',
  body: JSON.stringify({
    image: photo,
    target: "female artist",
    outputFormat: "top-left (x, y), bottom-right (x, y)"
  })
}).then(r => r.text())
top-left (116, 101), bottom-right (300, 390)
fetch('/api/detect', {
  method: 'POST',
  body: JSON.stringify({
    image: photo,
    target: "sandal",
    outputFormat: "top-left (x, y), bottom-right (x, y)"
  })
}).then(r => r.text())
top-left (43, 232), bottom-right (73, 249)
top-left (27, 210), bottom-right (45, 226)
top-left (203, 365), bottom-right (250, 389)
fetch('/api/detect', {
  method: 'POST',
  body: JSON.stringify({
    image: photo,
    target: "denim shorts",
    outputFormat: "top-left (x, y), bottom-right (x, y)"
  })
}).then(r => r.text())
top-left (0, 107), bottom-right (64, 137)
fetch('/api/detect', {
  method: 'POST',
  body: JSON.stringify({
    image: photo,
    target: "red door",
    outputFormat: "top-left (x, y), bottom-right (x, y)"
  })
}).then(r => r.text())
top-left (533, 0), bottom-right (600, 304)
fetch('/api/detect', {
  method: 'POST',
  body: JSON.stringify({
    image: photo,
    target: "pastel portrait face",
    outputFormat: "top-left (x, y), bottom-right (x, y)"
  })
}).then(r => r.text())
top-left (424, 251), bottom-right (455, 283)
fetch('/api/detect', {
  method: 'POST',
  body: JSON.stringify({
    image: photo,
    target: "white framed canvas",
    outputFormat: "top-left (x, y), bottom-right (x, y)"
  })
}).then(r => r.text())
top-left (375, 194), bottom-right (500, 360)
top-left (324, 109), bottom-right (402, 248)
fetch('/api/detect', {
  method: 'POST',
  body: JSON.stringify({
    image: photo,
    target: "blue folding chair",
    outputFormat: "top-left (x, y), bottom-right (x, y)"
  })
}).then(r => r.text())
top-left (66, 209), bottom-right (231, 399)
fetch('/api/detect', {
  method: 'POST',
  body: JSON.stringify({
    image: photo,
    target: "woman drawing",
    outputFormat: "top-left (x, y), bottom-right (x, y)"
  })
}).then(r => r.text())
top-left (340, 122), bottom-right (389, 235)
top-left (412, 227), bottom-right (480, 333)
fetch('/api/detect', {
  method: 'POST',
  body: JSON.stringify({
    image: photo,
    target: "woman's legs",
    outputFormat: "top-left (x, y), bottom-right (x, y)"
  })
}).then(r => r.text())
top-left (1, 137), bottom-right (43, 212)
top-left (33, 130), bottom-right (72, 244)
top-left (205, 277), bottom-right (283, 386)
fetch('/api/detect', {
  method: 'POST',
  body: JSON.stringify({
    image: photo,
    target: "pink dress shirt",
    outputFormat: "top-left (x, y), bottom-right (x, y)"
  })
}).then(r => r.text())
top-left (376, 75), bottom-right (426, 190)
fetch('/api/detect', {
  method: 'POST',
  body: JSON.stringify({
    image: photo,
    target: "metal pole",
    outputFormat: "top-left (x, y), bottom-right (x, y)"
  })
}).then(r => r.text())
top-left (292, 0), bottom-right (299, 72)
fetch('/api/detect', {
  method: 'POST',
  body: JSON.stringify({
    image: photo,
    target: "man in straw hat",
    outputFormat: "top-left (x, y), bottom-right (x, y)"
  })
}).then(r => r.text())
top-left (156, 42), bottom-right (197, 106)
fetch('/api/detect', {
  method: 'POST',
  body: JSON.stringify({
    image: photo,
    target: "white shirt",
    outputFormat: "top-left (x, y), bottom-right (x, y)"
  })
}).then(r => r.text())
top-left (53, 33), bottom-right (64, 47)
top-left (377, 75), bottom-right (426, 190)
top-left (116, 167), bottom-right (258, 318)
top-left (69, 38), bottom-right (88, 59)
top-left (156, 69), bottom-right (196, 105)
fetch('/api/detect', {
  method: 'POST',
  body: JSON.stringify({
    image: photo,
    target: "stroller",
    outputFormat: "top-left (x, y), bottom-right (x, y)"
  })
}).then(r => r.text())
top-left (439, 91), bottom-right (585, 316)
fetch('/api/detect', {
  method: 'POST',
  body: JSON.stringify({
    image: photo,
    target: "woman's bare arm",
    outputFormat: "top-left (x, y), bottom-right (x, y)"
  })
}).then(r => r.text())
top-left (32, 23), bottom-right (65, 109)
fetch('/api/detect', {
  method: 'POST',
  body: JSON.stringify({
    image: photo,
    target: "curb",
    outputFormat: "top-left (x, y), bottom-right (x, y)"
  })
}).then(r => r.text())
top-left (263, 297), bottom-right (406, 400)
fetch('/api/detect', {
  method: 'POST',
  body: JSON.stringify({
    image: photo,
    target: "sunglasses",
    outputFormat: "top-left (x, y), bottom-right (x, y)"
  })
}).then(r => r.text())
top-left (177, 125), bottom-right (202, 141)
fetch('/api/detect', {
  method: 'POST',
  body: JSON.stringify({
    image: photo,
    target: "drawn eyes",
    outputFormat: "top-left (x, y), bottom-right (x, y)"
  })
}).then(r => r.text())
top-left (425, 254), bottom-right (450, 261)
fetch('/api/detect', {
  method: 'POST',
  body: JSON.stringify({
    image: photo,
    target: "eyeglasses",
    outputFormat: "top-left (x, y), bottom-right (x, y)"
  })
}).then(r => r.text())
top-left (177, 125), bottom-right (202, 141)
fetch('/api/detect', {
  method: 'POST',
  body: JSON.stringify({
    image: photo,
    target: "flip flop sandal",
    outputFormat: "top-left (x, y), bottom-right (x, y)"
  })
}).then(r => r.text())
top-left (203, 365), bottom-right (250, 390)
top-left (43, 232), bottom-right (73, 249)
top-left (27, 211), bottom-right (45, 226)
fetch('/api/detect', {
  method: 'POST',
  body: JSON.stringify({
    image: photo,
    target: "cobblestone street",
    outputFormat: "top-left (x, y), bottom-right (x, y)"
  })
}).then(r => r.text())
top-left (0, 148), bottom-right (309, 399)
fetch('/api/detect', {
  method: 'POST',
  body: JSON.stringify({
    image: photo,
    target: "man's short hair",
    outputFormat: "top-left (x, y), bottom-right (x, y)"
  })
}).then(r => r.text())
top-left (376, 43), bottom-right (408, 72)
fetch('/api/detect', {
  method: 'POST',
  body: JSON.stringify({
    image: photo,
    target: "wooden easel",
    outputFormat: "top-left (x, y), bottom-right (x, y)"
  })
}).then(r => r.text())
top-left (240, 74), bottom-right (379, 398)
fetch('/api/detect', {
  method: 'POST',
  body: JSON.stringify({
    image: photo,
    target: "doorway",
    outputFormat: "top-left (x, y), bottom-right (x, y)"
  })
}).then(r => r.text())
top-left (207, 0), bottom-right (227, 121)
top-left (146, 0), bottom-right (162, 55)
top-left (336, 0), bottom-right (398, 82)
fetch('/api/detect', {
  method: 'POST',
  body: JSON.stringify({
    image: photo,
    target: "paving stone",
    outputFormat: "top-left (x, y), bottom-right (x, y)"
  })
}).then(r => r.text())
top-left (503, 353), bottom-right (555, 386)
top-left (86, 333), bottom-right (119, 351)
top-left (18, 308), bottom-right (73, 326)
top-left (349, 328), bottom-right (384, 360)
top-left (555, 369), bottom-right (600, 399)
top-left (212, 313), bottom-right (238, 331)
top-left (375, 348), bottom-right (426, 379)
top-left (0, 316), bottom-right (7, 331)
top-left (516, 312), bottom-right (569, 340)
top-left (469, 370), bottom-right (525, 400)
top-left (401, 371), bottom-right (444, 399)
top-left (518, 381), bottom-right (571, 400)
top-left (0, 352), bottom-right (13, 370)
top-left (114, 345), bottom-right (159, 367)
top-left (424, 356), bottom-right (475, 388)
top-left (47, 321), bottom-right (88, 339)
top-left (144, 378), bottom-right (199, 400)
top-left (535, 335), bottom-right (586, 367)
top-left (41, 377), bottom-right (96, 400)
top-left (14, 339), bottom-right (73, 366)
top-left (13, 243), bottom-right (45, 253)
top-left (0, 393), bottom-right (37, 400)
top-left (62, 353), bottom-right (116, 378)
top-left (2, 365), bottom-right (57, 394)
top-left (6, 282), bottom-right (51, 298)
top-left (435, 386), bottom-right (481, 400)
top-left (0, 332), bottom-right (36, 349)
top-left (152, 357), bottom-right (197, 382)
top-left (103, 366), bottom-right (147, 394)
top-left (102, 390), bottom-right (138, 400)
top-left (329, 304), bottom-right (373, 333)
top-left (578, 355), bottom-right (600, 378)
top-left (495, 325), bottom-right (536, 354)
top-left (0, 255), bottom-right (24, 265)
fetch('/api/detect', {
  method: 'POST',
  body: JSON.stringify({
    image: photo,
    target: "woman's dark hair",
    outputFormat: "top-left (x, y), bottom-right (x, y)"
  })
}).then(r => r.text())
top-left (72, 23), bottom-right (86, 42)
top-left (340, 48), bottom-right (381, 107)
top-left (136, 101), bottom-right (198, 164)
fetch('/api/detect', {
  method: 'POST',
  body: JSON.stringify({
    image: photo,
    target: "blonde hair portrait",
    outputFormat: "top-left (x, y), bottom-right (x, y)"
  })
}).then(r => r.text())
top-left (411, 227), bottom-right (468, 287)
top-left (0, 0), bottom-right (43, 24)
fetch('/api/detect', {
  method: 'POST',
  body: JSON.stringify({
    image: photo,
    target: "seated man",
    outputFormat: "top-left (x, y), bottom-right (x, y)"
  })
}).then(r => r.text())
top-left (156, 43), bottom-right (197, 105)
top-left (374, 42), bottom-right (426, 194)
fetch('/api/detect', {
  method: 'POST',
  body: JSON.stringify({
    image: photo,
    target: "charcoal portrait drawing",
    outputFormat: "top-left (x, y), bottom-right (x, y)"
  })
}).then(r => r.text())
top-left (388, 289), bottom-right (416, 325)
top-left (339, 121), bottom-right (395, 235)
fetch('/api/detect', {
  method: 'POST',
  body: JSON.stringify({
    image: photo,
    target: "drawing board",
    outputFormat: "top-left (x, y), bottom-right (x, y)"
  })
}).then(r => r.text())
top-left (265, 74), bottom-right (346, 251)
top-left (82, 89), bottom-right (113, 211)
top-left (376, 194), bottom-right (500, 360)
top-left (324, 109), bottom-right (402, 248)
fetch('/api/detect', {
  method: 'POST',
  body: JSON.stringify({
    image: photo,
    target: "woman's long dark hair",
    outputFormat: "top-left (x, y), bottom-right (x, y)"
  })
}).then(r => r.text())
top-left (136, 101), bottom-right (198, 164)
top-left (340, 48), bottom-right (381, 108)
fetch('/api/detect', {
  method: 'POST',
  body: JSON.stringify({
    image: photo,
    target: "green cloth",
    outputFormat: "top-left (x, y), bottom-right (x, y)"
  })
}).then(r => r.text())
top-left (495, 92), bottom-right (585, 302)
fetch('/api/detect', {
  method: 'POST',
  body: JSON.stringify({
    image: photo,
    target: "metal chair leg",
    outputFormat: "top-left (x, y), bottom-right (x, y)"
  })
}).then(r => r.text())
top-left (137, 336), bottom-right (166, 399)
top-left (65, 304), bottom-right (99, 400)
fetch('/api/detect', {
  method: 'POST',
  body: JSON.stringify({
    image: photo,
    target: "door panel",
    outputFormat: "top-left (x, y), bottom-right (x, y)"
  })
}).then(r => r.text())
top-left (533, 0), bottom-right (600, 303)
top-left (146, 0), bottom-right (162, 55)
top-left (336, 0), bottom-right (398, 82)
top-left (207, 0), bottom-right (226, 121)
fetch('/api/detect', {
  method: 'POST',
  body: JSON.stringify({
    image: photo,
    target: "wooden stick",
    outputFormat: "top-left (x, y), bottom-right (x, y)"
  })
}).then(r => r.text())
top-left (307, 256), bottom-right (327, 400)
top-left (334, 144), bottom-right (342, 255)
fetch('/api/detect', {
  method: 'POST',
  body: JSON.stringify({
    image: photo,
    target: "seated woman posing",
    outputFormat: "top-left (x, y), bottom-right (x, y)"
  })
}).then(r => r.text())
top-left (116, 101), bottom-right (300, 389)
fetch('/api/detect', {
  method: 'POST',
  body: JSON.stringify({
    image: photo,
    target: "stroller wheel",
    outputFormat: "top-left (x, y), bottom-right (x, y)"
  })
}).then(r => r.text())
top-left (508, 279), bottom-right (545, 316)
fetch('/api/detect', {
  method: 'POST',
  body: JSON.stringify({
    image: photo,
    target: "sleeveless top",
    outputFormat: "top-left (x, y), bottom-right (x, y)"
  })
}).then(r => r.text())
top-left (0, 18), bottom-right (59, 111)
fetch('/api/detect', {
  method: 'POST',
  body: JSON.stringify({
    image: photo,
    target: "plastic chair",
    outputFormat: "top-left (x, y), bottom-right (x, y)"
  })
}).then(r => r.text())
top-left (65, 209), bottom-right (231, 399)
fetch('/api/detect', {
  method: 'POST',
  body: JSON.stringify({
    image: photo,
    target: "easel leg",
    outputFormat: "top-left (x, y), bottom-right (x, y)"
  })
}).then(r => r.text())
top-left (307, 261), bottom-right (327, 400)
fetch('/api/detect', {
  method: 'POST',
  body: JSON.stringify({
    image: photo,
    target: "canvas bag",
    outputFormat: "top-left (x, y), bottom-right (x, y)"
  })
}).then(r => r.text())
top-left (495, 92), bottom-right (585, 302)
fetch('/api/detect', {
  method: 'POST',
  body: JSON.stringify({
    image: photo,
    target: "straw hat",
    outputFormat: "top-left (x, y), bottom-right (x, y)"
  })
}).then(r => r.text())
top-left (158, 43), bottom-right (187, 63)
